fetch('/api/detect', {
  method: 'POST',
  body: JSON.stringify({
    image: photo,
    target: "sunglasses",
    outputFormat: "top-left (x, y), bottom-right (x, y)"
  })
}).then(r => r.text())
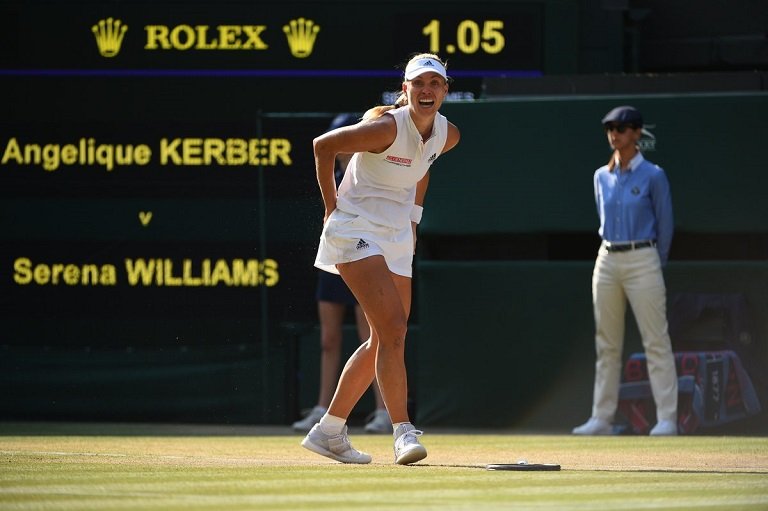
top-left (604, 123), bottom-right (636, 134)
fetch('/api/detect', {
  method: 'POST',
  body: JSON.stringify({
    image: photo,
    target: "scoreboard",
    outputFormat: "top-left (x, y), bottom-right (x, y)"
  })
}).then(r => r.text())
top-left (0, 113), bottom-right (329, 348)
top-left (0, 0), bottom-right (568, 351)
top-left (2, 2), bottom-right (543, 77)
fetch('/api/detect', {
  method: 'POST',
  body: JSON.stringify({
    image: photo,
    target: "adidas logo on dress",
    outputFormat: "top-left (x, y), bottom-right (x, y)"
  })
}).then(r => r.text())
top-left (356, 239), bottom-right (369, 250)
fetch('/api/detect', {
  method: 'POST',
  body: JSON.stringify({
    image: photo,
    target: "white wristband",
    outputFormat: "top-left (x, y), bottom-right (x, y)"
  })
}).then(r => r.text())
top-left (410, 205), bottom-right (424, 224)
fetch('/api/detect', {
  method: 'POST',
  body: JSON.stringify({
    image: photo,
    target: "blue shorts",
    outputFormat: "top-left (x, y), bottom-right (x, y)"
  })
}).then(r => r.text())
top-left (316, 270), bottom-right (358, 306)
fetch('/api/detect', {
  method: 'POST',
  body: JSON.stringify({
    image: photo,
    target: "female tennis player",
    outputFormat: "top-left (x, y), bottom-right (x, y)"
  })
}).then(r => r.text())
top-left (301, 53), bottom-right (460, 464)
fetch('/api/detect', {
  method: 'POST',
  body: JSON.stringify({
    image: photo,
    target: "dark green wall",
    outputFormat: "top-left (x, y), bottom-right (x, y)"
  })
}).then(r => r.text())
top-left (411, 93), bottom-right (768, 431)
top-left (414, 261), bottom-right (768, 430)
top-left (429, 93), bottom-right (768, 235)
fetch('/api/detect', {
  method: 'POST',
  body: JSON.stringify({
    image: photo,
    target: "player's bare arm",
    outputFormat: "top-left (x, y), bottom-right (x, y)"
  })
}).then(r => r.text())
top-left (442, 122), bottom-right (461, 155)
top-left (314, 115), bottom-right (398, 220)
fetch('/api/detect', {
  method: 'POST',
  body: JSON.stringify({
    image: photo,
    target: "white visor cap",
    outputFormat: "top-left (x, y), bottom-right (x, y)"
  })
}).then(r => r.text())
top-left (404, 58), bottom-right (448, 81)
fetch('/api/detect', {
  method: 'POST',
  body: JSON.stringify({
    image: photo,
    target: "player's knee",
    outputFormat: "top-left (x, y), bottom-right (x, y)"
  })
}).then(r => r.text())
top-left (377, 321), bottom-right (407, 349)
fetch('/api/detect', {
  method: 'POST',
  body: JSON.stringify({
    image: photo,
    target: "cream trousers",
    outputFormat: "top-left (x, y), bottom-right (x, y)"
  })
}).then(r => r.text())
top-left (591, 243), bottom-right (678, 422)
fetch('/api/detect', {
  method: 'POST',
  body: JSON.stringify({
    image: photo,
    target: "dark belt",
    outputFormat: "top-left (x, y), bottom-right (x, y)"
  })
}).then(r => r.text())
top-left (604, 240), bottom-right (656, 252)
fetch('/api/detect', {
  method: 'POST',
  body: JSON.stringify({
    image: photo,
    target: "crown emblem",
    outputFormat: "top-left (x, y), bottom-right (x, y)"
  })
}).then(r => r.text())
top-left (640, 124), bottom-right (657, 152)
top-left (92, 17), bottom-right (128, 57)
top-left (282, 18), bottom-right (320, 58)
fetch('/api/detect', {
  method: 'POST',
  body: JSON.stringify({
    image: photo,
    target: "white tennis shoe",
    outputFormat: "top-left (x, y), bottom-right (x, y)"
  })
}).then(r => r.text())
top-left (572, 417), bottom-right (613, 435)
top-left (301, 424), bottom-right (372, 464)
top-left (364, 409), bottom-right (392, 434)
top-left (393, 423), bottom-right (427, 465)
top-left (291, 406), bottom-right (326, 432)
top-left (649, 419), bottom-right (678, 436)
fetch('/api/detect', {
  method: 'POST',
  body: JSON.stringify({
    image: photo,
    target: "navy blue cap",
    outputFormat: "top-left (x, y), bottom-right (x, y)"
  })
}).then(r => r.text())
top-left (328, 113), bottom-right (360, 132)
top-left (602, 105), bottom-right (643, 127)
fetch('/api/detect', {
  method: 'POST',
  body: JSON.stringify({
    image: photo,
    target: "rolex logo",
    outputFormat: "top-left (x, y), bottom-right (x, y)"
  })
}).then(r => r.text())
top-left (282, 18), bottom-right (319, 58)
top-left (92, 17), bottom-right (128, 57)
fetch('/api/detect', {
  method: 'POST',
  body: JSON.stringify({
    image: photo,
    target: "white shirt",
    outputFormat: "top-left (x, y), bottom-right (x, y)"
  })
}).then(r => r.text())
top-left (336, 106), bottom-right (448, 229)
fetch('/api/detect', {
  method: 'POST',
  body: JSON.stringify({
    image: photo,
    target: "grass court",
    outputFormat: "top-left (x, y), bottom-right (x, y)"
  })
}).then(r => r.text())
top-left (1, 422), bottom-right (766, 510)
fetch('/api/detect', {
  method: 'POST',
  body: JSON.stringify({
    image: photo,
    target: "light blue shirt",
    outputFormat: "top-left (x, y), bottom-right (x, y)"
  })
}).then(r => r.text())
top-left (594, 152), bottom-right (674, 265)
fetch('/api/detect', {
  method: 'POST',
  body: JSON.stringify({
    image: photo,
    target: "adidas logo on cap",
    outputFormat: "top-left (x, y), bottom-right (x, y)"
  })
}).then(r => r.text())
top-left (404, 57), bottom-right (447, 80)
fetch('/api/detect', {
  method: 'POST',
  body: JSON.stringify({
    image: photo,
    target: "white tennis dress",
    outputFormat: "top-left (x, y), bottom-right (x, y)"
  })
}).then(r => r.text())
top-left (315, 106), bottom-right (448, 277)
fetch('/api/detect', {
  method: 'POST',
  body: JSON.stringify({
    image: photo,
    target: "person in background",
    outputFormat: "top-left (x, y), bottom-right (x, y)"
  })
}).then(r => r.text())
top-left (292, 113), bottom-right (391, 435)
top-left (573, 105), bottom-right (678, 436)
top-left (300, 53), bottom-right (460, 464)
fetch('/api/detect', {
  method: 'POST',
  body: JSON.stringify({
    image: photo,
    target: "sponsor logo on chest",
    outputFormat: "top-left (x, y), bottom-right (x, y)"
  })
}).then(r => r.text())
top-left (385, 155), bottom-right (413, 167)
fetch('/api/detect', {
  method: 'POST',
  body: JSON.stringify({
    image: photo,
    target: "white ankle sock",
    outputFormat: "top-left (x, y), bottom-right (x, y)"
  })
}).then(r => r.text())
top-left (318, 413), bottom-right (346, 435)
top-left (393, 422), bottom-right (412, 438)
